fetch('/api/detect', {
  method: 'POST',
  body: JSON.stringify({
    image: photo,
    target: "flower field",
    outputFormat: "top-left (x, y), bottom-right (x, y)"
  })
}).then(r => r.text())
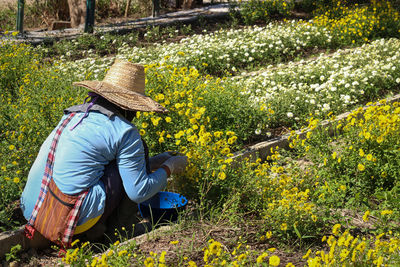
top-left (1, 0), bottom-right (400, 265)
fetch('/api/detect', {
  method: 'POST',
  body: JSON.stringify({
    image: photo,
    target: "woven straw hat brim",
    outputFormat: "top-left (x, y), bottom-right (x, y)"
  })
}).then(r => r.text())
top-left (73, 80), bottom-right (169, 113)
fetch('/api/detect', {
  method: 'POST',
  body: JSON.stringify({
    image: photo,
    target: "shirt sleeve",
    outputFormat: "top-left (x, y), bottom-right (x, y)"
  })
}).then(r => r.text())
top-left (116, 127), bottom-right (168, 203)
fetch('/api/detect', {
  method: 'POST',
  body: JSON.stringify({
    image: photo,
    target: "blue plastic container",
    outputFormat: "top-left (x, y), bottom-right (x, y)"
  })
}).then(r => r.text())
top-left (138, 191), bottom-right (188, 223)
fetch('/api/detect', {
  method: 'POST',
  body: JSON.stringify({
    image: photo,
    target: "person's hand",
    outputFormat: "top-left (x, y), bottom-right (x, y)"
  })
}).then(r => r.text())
top-left (149, 151), bottom-right (178, 171)
top-left (162, 156), bottom-right (188, 175)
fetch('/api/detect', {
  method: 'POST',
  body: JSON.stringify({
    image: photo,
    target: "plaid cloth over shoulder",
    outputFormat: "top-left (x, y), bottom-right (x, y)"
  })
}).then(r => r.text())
top-left (25, 113), bottom-right (89, 248)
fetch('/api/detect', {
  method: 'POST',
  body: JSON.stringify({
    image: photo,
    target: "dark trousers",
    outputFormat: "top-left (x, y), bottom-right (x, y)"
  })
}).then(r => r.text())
top-left (76, 160), bottom-right (145, 243)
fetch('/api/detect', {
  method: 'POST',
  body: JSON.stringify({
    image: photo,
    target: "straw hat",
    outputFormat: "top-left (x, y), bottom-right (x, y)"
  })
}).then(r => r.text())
top-left (73, 59), bottom-right (168, 113)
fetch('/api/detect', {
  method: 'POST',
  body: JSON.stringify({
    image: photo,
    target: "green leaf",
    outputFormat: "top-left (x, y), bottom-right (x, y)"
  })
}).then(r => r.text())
top-left (293, 223), bottom-right (302, 239)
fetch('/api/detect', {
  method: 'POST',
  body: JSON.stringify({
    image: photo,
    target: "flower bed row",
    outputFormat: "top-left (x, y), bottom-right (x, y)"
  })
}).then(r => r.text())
top-left (59, 20), bottom-right (334, 79)
top-left (228, 38), bottom-right (400, 135)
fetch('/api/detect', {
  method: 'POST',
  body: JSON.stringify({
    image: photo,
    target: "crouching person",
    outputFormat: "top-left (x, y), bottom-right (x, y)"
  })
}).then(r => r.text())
top-left (20, 60), bottom-right (188, 250)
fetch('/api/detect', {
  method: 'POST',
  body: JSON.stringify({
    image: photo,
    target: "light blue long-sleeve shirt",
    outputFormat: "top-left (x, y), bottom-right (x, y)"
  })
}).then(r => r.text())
top-left (20, 106), bottom-right (167, 226)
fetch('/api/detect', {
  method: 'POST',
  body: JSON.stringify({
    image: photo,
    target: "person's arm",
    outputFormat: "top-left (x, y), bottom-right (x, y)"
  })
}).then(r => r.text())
top-left (116, 128), bottom-right (168, 203)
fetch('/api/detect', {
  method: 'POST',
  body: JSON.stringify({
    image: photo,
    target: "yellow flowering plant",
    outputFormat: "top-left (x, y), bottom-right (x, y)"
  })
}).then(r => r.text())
top-left (0, 40), bottom-right (85, 230)
top-left (312, 0), bottom-right (400, 46)
top-left (134, 63), bottom-right (271, 208)
top-left (305, 224), bottom-right (400, 266)
top-left (289, 100), bottom-right (400, 231)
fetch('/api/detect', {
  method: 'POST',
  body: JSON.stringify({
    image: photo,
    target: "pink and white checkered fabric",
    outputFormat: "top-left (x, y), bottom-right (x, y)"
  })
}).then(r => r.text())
top-left (63, 190), bottom-right (87, 244)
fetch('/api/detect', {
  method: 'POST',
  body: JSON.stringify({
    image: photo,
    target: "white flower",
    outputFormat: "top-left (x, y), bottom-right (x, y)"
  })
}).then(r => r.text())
top-left (255, 129), bottom-right (261, 135)
top-left (287, 112), bottom-right (294, 118)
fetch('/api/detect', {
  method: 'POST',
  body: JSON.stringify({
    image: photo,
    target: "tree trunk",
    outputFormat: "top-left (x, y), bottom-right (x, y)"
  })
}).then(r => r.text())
top-left (124, 0), bottom-right (132, 17)
top-left (58, 0), bottom-right (70, 21)
top-left (67, 0), bottom-right (86, 28)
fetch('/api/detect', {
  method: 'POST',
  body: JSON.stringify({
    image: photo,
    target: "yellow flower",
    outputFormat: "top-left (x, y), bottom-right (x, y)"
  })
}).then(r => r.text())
top-left (209, 241), bottom-right (222, 255)
top-left (13, 177), bottom-right (20, 184)
top-left (159, 251), bottom-right (166, 264)
top-left (175, 130), bottom-right (185, 139)
top-left (118, 250), bottom-right (128, 256)
top-left (266, 231), bottom-right (272, 239)
top-left (70, 239), bottom-right (80, 247)
top-left (357, 163), bottom-right (365, 171)
top-left (9, 145), bottom-right (15, 150)
top-left (303, 249), bottom-right (312, 259)
top-left (340, 249), bottom-right (350, 262)
top-left (256, 252), bottom-right (268, 264)
top-left (165, 117), bottom-right (172, 123)
top-left (157, 93), bottom-right (165, 101)
top-left (139, 129), bottom-right (146, 136)
top-left (237, 253), bottom-right (247, 261)
top-left (218, 172), bottom-right (226, 180)
top-left (144, 257), bottom-right (154, 267)
top-left (366, 154), bottom-right (373, 161)
top-left (221, 147), bottom-right (230, 154)
top-left (332, 224), bottom-right (341, 236)
top-left (269, 255), bottom-right (280, 266)
top-left (362, 210), bottom-right (370, 222)
top-left (359, 148), bottom-right (365, 157)
top-left (142, 122), bottom-right (148, 128)
top-left (170, 240), bottom-right (179, 245)
top-left (228, 136), bottom-right (238, 144)
top-left (187, 261), bottom-right (197, 267)
top-left (151, 117), bottom-right (161, 126)
top-left (280, 223), bottom-right (287, 231)
top-left (311, 215), bottom-right (317, 222)
top-left (381, 210), bottom-right (393, 216)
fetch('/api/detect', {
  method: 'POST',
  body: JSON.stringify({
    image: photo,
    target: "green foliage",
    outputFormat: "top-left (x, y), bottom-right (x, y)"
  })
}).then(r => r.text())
top-left (237, 0), bottom-right (295, 25)
top-left (0, 40), bottom-right (84, 230)
top-left (0, 41), bottom-right (40, 98)
top-left (0, 7), bottom-right (16, 31)
top-left (47, 31), bottom-right (139, 60)
top-left (5, 244), bottom-right (22, 262)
